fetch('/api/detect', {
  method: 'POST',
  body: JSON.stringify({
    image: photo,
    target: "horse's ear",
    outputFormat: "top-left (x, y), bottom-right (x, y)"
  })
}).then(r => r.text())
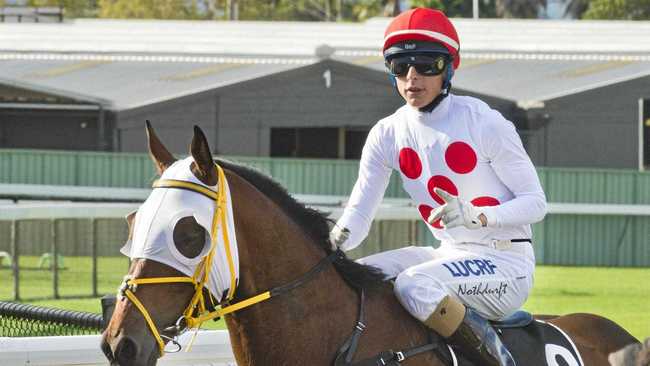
top-left (145, 120), bottom-right (176, 176)
top-left (190, 125), bottom-right (217, 185)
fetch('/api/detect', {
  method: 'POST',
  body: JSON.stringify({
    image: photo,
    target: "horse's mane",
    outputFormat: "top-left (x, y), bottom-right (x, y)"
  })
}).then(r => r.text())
top-left (216, 158), bottom-right (387, 290)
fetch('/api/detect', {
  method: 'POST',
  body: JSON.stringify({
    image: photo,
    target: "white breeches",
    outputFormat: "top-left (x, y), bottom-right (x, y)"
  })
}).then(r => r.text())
top-left (358, 243), bottom-right (535, 322)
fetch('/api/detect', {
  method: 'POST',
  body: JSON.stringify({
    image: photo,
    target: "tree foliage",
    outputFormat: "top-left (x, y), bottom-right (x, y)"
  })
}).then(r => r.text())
top-left (9, 0), bottom-right (649, 21)
top-left (411, 0), bottom-right (497, 18)
top-left (25, 0), bottom-right (97, 18)
top-left (236, 0), bottom-right (335, 21)
top-left (494, 0), bottom-right (543, 18)
top-left (582, 0), bottom-right (650, 20)
top-left (97, 0), bottom-right (203, 19)
top-left (345, 0), bottom-right (384, 21)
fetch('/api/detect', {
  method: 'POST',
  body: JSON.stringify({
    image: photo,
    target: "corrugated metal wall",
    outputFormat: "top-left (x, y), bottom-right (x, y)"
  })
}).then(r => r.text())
top-left (538, 168), bottom-right (650, 204)
top-left (0, 149), bottom-right (649, 267)
top-left (0, 149), bottom-right (408, 196)
top-left (0, 149), bottom-right (157, 188)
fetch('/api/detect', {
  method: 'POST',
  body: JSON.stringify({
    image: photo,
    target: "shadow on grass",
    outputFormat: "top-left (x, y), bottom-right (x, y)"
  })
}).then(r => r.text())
top-left (558, 289), bottom-right (594, 297)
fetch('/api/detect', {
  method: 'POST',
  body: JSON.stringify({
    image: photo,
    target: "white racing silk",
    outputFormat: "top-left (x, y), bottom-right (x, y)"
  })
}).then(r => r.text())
top-left (121, 157), bottom-right (239, 302)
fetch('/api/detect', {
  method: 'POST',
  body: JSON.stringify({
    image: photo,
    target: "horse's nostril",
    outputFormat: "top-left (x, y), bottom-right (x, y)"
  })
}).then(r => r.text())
top-left (115, 336), bottom-right (139, 365)
top-left (101, 338), bottom-right (115, 362)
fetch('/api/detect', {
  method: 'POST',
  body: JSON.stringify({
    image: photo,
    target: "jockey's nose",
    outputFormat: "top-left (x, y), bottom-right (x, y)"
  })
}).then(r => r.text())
top-left (406, 65), bottom-right (419, 79)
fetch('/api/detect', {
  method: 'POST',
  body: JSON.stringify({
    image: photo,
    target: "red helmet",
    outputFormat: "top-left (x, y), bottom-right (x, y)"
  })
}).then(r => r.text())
top-left (383, 8), bottom-right (460, 70)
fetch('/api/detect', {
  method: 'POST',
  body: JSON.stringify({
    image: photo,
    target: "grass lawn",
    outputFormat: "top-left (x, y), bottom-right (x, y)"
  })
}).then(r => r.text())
top-left (523, 265), bottom-right (649, 340)
top-left (2, 259), bottom-right (648, 338)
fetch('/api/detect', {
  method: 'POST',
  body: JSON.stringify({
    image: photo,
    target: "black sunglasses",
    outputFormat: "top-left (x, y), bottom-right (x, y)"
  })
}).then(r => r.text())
top-left (386, 55), bottom-right (448, 77)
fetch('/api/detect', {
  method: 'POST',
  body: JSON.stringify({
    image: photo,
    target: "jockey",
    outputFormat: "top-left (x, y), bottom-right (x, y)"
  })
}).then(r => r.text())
top-left (330, 8), bottom-right (547, 366)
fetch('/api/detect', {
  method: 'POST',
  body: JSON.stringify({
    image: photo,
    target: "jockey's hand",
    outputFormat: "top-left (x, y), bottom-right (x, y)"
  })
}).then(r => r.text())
top-left (428, 188), bottom-right (486, 230)
top-left (329, 225), bottom-right (350, 251)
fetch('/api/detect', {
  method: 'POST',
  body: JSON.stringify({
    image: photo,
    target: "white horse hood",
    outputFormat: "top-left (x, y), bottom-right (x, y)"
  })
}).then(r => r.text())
top-left (121, 157), bottom-right (239, 302)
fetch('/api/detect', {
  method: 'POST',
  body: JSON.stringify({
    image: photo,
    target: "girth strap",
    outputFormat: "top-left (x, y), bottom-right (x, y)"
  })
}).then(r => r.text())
top-left (336, 330), bottom-right (440, 366)
top-left (351, 343), bottom-right (440, 366)
top-left (334, 286), bottom-right (441, 366)
top-left (335, 290), bottom-right (367, 365)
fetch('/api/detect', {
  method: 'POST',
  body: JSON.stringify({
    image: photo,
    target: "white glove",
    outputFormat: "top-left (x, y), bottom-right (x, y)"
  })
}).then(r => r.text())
top-left (428, 188), bottom-right (486, 230)
top-left (329, 225), bottom-right (350, 251)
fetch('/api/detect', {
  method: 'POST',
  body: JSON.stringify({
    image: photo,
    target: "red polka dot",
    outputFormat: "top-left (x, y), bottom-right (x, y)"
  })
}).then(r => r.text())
top-left (471, 196), bottom-right (500, 207)
top-left (445, 141), bottom-right (477, 174)
top-left (418, 204), bottom-right (442, 229)
top-left (427, 175), bottom-right (458, 205)
top-left (399, 147), bottom-right (422, 179)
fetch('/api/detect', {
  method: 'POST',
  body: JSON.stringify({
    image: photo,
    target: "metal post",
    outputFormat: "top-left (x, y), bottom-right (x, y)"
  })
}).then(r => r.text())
top-left (11, 221), bottom-right (20, 301)
top-left (392, 1), bottom-right (400, 16)
top-left (337, 127), bottom-right (346, 159)
top-left (324, 0), bottom-right (331, 21)
top-left (91, 219), bottom-right (98, 297)
top-left (409, 220), bottom-right (417, 243)
top-left (229, 0), bottom-right (239, 20)
top-left (51, 219), bottom-right (59, 299)
top-left (378, 220), bottom-right (384, 252)
top-left (336, 0), bottom-right (342, 21)
top-left (639, 98), bottom-right (644, 171)
top-left (97, 105), bottom-right (107, 151)
top-left (544, 123), bottom-right (549, 166)
top-left (473, 0), bottom-right (479, 19)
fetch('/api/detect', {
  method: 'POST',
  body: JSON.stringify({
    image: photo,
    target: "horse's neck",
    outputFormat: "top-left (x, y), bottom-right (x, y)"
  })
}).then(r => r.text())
top-left (224, 172), bottom-right (443, 365)
top-left (226, 276), bottom-right (441, 365)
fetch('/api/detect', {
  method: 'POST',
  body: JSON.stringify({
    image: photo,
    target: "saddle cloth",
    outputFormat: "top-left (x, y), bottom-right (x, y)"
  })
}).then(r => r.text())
top-left (439, 315), bottom-right (584, 366)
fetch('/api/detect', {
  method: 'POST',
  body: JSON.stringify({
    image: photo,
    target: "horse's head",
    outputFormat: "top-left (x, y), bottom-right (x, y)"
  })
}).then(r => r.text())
top-left (101, 122), bottom-right (238, 366)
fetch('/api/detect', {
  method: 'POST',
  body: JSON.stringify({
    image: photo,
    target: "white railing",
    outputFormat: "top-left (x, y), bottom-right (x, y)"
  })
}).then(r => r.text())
top-left (1, 185), bottom-right (650, 221)
top-left (0, 330), bottom-right (235, 366)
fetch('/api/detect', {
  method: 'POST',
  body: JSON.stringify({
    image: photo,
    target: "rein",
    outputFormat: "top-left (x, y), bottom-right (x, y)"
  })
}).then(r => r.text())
top-left (119, 164), bottom-right (340, 358)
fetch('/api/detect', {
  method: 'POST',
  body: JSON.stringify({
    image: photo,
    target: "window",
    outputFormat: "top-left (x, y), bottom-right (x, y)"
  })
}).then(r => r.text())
top-left (271, 128), bottom-right (338, 159)
top-left (271, 127), bottom-right (370, 159)
top-left (345, 129), bottom-right (369, 159)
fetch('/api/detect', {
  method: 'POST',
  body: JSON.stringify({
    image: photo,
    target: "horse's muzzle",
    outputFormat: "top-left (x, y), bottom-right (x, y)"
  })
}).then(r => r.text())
top-left (101, 332), bottom-right (158, 366)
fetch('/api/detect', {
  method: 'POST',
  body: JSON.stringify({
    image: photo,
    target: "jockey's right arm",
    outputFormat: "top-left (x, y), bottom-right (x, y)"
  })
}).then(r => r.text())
top-left (334, 124), bottom-right (392, 251)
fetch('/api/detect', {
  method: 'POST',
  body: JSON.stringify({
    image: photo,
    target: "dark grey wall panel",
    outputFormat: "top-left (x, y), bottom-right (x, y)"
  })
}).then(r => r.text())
top-left (543, 76), bottom-right (649, 169)
top-left (117, 93), bottom-right (217, 154)
top-left (0, 110), bottom-right (101, 151)
top-left (219, 60), bottom-right (403, 130)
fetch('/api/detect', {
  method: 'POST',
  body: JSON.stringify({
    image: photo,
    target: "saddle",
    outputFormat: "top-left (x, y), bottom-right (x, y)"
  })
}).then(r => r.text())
top-left (491, 310), bottom-right (533, 329)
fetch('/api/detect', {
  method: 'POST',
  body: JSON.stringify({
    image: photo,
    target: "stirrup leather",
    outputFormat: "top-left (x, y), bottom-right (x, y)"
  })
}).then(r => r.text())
top-left (447, 308), bottom-right (516, 366)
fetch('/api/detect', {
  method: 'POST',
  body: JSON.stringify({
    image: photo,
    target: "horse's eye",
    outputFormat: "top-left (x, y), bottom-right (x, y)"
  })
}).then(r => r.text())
top-left (172, 216), bottom-right (207, 258)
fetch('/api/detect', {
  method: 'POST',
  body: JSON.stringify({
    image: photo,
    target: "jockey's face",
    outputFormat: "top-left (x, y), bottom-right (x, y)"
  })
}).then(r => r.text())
top-left (396, 65), bottom-right (444, 109)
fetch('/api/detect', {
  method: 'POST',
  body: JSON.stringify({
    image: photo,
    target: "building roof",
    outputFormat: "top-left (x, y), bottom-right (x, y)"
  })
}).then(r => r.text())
top-left (1, 17), bottom-right (650, 57)
top-left (1, 17), bottom-right (649, 110)
top-left (0, 57), bottom-right (303, 110)
top-left (1, 52), bottom-right (649, 111)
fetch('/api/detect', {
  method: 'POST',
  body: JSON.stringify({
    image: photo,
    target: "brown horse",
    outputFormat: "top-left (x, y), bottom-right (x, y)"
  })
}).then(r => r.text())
top-left (101, 123), bottom-right (638, 366)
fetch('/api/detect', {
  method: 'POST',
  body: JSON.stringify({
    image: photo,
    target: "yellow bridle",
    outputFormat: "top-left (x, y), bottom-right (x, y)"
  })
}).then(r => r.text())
top-left (120, 164), bottom-right (272, 357)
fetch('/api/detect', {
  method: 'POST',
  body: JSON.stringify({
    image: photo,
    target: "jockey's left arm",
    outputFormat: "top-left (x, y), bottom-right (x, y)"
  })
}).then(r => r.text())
top-left (476, 112), bottom-right (547, 228)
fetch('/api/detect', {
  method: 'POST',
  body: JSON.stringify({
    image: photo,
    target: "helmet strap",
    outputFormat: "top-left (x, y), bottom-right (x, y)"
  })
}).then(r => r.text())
top-left (418, 88), bottom-right (449, 113)
top-left (419, 64), bottom-right (453, 113)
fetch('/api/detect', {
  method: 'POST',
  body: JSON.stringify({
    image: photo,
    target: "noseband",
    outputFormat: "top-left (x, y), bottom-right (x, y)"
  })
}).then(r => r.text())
top-left (119, 164), bottom-right (339, 357)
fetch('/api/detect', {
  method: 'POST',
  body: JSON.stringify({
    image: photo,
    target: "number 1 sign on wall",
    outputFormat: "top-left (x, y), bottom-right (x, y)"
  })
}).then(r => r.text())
top-left (323, 69), bottom-right (332, 89)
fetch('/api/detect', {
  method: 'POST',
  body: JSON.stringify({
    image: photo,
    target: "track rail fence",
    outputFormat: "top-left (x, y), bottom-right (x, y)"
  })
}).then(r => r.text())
top-left (1, 199), bottom-right (650, 302)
